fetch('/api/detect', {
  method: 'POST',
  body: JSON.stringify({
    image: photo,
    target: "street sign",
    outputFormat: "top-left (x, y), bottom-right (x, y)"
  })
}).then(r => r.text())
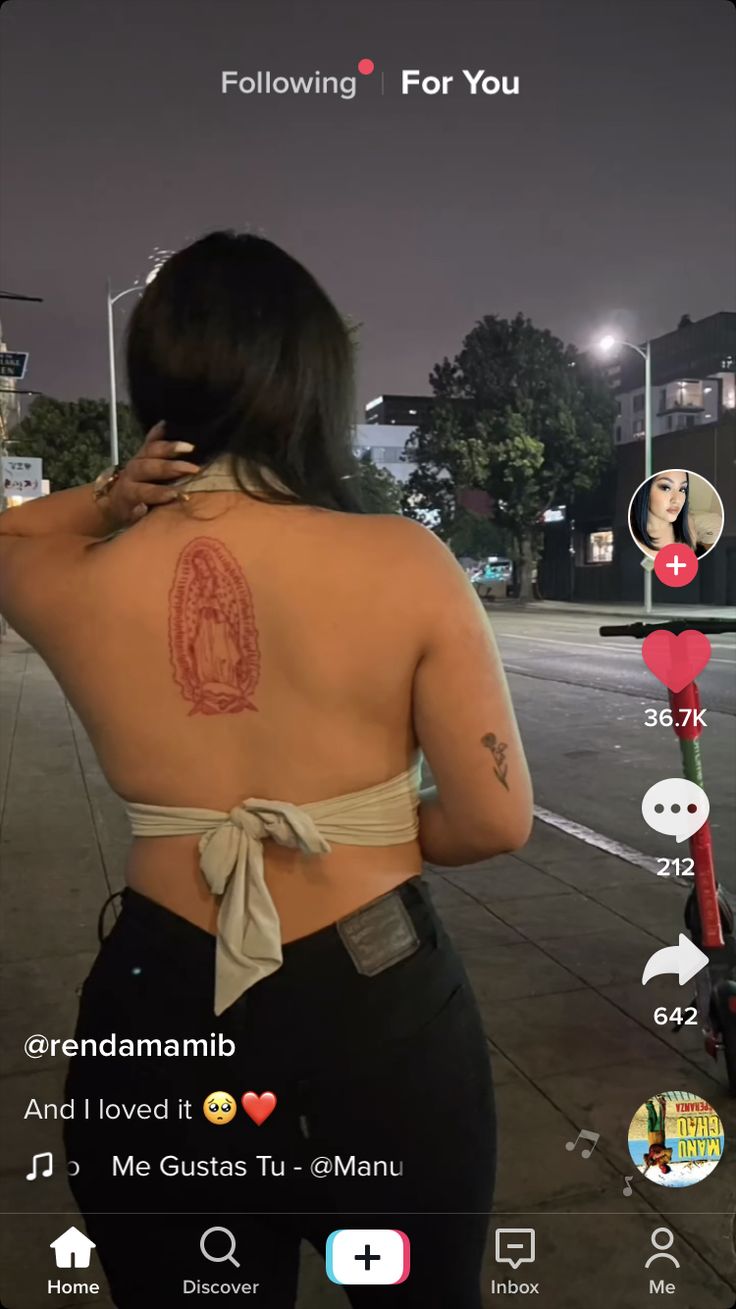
top-left (2, 456), bottom-right (43, 498)
top-left (0, 351), bottom-right (29, 379)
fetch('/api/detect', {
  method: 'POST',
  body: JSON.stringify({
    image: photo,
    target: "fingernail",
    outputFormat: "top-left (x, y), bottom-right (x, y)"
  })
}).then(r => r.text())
top-left (173, 441), bottom-right (195, 453)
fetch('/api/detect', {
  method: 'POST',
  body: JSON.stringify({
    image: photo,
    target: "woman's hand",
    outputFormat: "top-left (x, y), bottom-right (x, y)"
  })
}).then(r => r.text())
top-left (102, 421), bottom-right (201, 529)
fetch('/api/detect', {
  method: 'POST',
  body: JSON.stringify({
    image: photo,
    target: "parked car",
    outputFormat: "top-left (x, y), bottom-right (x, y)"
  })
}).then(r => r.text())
top-left (472, 557), bottom-right (514, 600)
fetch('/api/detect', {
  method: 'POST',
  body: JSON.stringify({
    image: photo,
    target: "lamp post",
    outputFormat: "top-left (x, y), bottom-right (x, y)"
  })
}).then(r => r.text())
top-left (106, 251), bottom-right (169, 465)
top-left (597, 333), bottom-right (653, 615)
top-left (106, 280), bottom-right (139, 466)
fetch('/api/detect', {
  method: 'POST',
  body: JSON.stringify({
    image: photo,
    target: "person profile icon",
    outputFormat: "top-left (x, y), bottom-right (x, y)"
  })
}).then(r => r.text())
top-left (644, 1227), bottom-right (680, 1269)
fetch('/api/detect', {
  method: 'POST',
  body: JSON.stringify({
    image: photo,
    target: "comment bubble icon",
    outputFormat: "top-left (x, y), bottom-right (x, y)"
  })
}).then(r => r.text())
top-left (641, 778), bottom-right (709, 844)
top-left (494, 1228), bottom-right (535, 1270)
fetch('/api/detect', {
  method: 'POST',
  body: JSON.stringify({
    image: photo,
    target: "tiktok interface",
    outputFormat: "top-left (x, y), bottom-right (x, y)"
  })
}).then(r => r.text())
top-left (1, 1), bottom-right (735, 1307)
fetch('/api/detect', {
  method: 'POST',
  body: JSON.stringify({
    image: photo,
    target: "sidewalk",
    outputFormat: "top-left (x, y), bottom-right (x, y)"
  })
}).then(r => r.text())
top-left (1, 631), bottom-right (735, 1308)
top-left (489, 600), bottom-right (736, 620)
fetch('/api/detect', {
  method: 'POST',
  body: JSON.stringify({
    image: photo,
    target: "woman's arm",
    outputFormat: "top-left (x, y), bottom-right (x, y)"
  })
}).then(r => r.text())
top-left (417, 784), bottom-right (526, 866)
top-left (0, 425), bottom-right (199, 539)
top-left (402, 520), bottom-right (534, 867)
top-left (0, 482), bottom-right (121, 539)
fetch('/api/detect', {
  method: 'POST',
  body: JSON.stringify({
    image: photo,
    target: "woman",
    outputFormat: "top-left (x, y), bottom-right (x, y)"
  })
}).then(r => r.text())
top-left (0, 231), bottom-right (533, 1306)
top-left (628, 469), bottom-right (714, 559)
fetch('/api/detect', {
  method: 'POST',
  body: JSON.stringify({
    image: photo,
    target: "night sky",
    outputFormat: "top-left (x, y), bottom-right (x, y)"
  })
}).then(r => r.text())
top-left (0, 0), bottom-right (734, 417)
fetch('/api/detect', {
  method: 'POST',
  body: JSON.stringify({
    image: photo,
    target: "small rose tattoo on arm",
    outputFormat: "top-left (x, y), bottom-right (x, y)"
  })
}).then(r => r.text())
top-left (481, 732), bottom-right (510, 791)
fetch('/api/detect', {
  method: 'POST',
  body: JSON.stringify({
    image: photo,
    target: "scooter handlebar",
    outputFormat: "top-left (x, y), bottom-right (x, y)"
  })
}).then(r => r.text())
top-left (600, 619), bottom-right (736, 639)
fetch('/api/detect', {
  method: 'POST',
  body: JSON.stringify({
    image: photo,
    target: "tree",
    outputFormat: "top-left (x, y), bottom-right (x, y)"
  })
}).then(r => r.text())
top-left (12, 392), bottom-right (404, 516)
top-left (403, 313), bottom-right (616, 599)
top-left (446, 506), bottom-right (511, 560)
top-left (677, 314), bottom-right (693, 329)
top-left (344, 315), bottom-right (404, 515)
top-left (9, 395), bottom-right (143, 490)
top-left (355, 449), bottom-right (403, 514)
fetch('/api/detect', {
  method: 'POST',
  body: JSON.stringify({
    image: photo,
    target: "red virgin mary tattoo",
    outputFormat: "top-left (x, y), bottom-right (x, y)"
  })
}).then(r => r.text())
top-left (168, 537), bottom-right (260, 715)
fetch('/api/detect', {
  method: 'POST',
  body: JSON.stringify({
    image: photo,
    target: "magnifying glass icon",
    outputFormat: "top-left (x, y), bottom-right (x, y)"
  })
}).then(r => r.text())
top-left (200, 1226), bottom-right (240, 1267)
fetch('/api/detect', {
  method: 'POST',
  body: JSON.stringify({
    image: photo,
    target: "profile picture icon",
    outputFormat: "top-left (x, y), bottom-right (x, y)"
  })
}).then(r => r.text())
top-left (628, 469), bottom-right (724, 561)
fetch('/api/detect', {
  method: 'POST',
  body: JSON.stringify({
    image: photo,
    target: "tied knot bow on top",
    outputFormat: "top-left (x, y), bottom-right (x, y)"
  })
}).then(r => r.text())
top-left (125, 771), bottom-right (422, 1015)
top-left (208, 798), bottom-right (333, 874)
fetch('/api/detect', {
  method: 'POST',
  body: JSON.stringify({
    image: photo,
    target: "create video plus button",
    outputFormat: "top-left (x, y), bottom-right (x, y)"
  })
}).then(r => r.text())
top-left (325, 1230), bottom-right (410, 1285)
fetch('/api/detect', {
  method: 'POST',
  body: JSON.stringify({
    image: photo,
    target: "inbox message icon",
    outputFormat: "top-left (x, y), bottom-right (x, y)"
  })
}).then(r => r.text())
top-left (495, 1227), bottom-right (536, 1270)
top-left (326, 1229), bottom-right (410, 1285)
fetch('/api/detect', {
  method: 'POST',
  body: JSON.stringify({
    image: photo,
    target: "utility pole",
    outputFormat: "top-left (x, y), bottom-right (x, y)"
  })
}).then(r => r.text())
top-left (0, 397), bottom-right (9, 639)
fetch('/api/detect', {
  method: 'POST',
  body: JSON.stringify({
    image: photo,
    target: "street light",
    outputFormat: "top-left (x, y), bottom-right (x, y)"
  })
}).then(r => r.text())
top-left (597, 332), bottom-right (653, 615)
top-left (106, 248), bottom-right (171, 464)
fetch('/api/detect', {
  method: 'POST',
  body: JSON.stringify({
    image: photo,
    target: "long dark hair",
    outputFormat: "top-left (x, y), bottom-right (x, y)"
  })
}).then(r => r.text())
top-left (629, 471), bottom-right (692, 551)
top-left (125, 230), bottom-right (364, 513)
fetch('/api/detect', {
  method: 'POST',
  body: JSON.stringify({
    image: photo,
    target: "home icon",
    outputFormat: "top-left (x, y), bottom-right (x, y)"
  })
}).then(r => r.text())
top-left (50, 1226), bottom-right (96, 1269)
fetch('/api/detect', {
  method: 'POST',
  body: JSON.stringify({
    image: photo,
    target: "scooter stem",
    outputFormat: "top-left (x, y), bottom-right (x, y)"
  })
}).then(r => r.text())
top-left (669, 682), bottom-right (724, 950)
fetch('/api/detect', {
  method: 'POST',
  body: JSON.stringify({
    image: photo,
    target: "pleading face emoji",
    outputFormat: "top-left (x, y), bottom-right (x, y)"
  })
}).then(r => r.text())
top-left (203, 1092), bottom-right (237, 1125)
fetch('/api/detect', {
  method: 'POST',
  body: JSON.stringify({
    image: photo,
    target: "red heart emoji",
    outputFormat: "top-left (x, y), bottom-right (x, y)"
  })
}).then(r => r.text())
top-left (641, 629), bottom-right (711, 693)
top-left (241, 1091), bottom-right (277, 1126)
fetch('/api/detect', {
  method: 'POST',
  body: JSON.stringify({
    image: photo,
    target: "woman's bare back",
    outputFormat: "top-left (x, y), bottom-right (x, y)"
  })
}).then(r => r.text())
top-left (41, 492), bottom-right (424, 940)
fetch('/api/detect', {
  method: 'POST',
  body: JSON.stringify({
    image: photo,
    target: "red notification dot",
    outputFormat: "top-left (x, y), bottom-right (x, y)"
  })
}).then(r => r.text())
top-left (653, 543), bottom-right (698, 588)
top-left (358, 58), bottom-right (375, 75)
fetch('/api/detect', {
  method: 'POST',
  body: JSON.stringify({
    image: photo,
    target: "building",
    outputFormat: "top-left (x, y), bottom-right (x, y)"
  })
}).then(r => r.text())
top-left (353, 423), bottom-right (419, 484)
top-left (612, 312), bottom-right (736, 445)
top-left (0, 320), bottom-right (23, 442)
top-left (538, 412), bottom-right (736, 606)
top-left (363, 394), bottom-right (435, 426)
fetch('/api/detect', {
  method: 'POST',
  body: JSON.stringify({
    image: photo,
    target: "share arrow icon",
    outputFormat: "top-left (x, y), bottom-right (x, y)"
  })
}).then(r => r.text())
top-left (641, 934), bottom-right (709, 986)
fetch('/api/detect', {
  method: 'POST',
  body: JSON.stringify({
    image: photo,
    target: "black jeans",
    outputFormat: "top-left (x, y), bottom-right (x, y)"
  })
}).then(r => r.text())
top-left (64, 877), bottom-right (495, 1307)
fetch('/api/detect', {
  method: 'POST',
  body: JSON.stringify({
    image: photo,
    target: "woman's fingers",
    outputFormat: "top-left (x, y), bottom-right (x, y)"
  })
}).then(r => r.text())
top-left (130, 456), bottom-right (200, 483)
top-left (142, 421), bottom-right (168, 449)
top-left (145, 483), bottom-right (188, 504)
top-left (141, 422), bottom-right (196, 460)
top-left (105, 423), bottom-right (202, 525)
top-left (142, 438), bottom-right (196, 460)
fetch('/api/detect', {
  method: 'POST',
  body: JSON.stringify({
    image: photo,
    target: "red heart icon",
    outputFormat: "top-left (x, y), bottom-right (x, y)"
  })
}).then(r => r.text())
top-left (241, 1091), bottom-right (277, 1126)
top-left (641, 629), bottom-right (711, 693)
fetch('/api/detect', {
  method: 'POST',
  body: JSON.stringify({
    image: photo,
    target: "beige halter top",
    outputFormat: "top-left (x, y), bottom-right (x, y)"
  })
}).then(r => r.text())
top-left (125, 453), bottom-right (423, 1015)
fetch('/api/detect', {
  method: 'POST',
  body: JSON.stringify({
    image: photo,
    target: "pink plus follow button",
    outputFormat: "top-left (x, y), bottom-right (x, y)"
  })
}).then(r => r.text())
top-left (654, 543), bottom-right (698, 588)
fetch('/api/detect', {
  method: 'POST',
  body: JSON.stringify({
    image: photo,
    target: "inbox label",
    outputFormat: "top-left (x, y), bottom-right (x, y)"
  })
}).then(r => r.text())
top-left (326, 1229), bottom-right (411, 1285)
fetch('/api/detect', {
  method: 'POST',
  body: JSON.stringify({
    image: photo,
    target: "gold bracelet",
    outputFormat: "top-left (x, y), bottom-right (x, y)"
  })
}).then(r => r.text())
top-left (92, 465), bottom-right (122, 502)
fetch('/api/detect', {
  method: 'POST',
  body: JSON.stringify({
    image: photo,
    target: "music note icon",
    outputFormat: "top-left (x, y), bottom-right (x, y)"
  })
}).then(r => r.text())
top-left (565, 1129), bottom-right (600, 1159)
top-left (26, 1151), bottom-right (53, 1181)
top-left (623, 1176), bottom-right (634, 1197)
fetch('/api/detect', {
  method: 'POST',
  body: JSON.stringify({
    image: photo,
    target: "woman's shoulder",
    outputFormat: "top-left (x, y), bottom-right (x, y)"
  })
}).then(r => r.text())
top-left (332, 510), bottom-right (445, 557)
top-left (354, 513), bottom-right (465, 577)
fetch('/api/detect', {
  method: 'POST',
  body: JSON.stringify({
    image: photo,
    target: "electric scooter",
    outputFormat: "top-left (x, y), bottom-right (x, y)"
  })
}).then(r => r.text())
top-left (599, 618), bottom-right (736, 1094)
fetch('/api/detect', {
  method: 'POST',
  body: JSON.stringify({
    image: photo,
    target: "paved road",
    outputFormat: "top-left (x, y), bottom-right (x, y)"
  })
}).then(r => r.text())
top-left (487, 607), bottom-right (736, 894)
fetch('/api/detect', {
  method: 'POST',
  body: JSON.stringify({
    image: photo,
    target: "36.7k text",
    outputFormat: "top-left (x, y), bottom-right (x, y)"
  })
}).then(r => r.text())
top-left (644, 708), bottom-right (707, 728)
